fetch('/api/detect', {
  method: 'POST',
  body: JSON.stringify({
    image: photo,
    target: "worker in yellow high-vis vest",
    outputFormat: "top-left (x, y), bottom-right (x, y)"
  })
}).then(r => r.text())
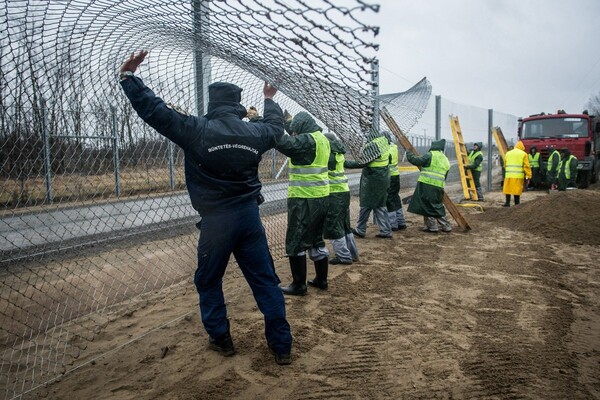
top-left (276, 112), bottom-right (331, 296)
top-left (464, 142), bottom-right (484, 201)
top-left (344, 130), bottom-right (393, 238)
top-left (406, 139), bottom-right (452, 233)
top-left (502, 141), bottom-right (532, 207)
top-left (323, 133), bottom-right (359, 265)
top-left (385, 133), bottom-right (407, 230)
top-left (545, 145), bottom-right (561, 190)
top-left (527, 146), bottom-right (541, 190)
top-left (557, 148), bottom-right (578, 191)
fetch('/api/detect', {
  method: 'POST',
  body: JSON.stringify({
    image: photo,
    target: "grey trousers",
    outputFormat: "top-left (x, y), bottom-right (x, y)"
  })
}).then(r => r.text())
top-left (295, 246), bottom-right (329, 261)
top-left (388, 208), bottom-right (406, 229)
top-left (476, 186), bottom-right (484, 201)
top-left (330, 233), bottom-right (360, 262)
top-left (424, 216), bottom-right (452, 232)
top-left (356, 206), bottom-right (392, 236)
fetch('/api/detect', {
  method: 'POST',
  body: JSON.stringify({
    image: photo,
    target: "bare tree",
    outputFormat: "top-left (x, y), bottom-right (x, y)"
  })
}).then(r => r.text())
top-left (585, 92), bottom-right (600, 116)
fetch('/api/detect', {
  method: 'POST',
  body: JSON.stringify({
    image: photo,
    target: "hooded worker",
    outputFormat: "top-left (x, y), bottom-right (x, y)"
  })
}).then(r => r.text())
top-left (406, 139), bottom-right (452, 233)
top-left (464, 142), bottom-right (484, 201)
top-left (323, 133), bottom-right (359, 265)
top-left (276, 112), bottom-right (331, 296)
top-left (344, 129), bottom-right (392, 238)
top-left (527, 146), bottom-right (541, 190)
top-left (246, 106), bottom-right (264, 122)
top-left (557, 148), bottom-right (578, 191)
top-left (502, 141), bottom-right (531, 206)
top-left (385, 132), bottom-right (407, 230)
top-left (545, 145), bottom-right (560, 190)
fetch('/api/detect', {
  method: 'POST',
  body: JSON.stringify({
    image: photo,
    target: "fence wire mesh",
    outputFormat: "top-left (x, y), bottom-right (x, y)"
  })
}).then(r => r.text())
top-left (0, 1), bottom-right (517, 398)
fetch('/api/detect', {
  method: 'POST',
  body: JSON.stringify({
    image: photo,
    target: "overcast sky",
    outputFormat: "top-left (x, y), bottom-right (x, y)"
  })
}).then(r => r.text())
top-left (369, 0), bottom-right (600, 119)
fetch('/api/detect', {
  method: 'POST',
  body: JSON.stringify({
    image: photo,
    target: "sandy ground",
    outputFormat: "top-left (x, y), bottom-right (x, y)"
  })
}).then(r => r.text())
top-left (32, 186), bottom-right (600, 400)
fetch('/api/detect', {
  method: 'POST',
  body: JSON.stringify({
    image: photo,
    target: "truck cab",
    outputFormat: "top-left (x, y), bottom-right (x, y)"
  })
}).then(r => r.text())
top-left (518, 111), bottom-right (600, 188)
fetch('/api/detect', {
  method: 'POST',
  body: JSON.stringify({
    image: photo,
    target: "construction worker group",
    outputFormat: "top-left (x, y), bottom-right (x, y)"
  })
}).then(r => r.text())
top-left (119, 52), bottom-right (515, 367)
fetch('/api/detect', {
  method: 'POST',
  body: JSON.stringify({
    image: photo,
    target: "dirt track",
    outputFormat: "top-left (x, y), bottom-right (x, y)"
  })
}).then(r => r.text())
top-left (34, 188), bottom-right (600, 399)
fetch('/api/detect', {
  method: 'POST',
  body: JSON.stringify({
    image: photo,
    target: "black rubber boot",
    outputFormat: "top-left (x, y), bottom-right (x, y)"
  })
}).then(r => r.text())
top-left (281, 255), bottom-right (307, 296)
top-left (308, 257), bottom-right (328, 290)
top-left (514, 195), bottom-right (520, 205)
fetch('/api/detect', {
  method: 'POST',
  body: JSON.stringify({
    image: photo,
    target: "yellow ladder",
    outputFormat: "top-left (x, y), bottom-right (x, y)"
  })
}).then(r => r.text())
top-left (492, 126), bottom-right (508, 161)
top-left (449, 115), bottom-right (478, 201)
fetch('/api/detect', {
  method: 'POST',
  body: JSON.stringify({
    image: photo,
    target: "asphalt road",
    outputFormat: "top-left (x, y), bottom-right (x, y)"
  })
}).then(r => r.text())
top-left (1, 160), bottom-right (473, 257)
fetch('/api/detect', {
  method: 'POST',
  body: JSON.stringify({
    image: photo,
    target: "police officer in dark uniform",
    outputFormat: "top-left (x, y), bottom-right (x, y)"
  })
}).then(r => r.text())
top-left (119, 51), bottom-right (292, 365)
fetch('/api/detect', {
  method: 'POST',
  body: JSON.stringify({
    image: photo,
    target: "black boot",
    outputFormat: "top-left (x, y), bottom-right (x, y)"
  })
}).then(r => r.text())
top-left (308, 257), bottom-right (328, 290)
top-left (502, 194), bottom-right (511, 207)
top-left (281, 255), bottom-right (307, 296)
top-left (208, 319), bottom-right (235, 356)
top-left (514, 195), bottom-right (520, 205)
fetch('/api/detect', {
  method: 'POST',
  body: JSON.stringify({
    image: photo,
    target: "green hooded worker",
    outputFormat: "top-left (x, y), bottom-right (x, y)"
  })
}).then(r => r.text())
top-left (344, 130), bottom-right (392, 238)
top-left (464, 142), bottom-right (484, 201)
top-left (323, 133), bottom-right (359, 265)
top-left (276, 112), bottom-right (331, 296)
top-left (406, 139), bottom-right (452, 233)
top-left (557, 148), bottom-right (578, 191)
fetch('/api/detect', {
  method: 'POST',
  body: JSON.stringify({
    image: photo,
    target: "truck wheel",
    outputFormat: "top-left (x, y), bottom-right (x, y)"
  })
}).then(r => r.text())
top-left (592, 163), bottom-right (599, 184)
top-left (578, 170), bottom-right (590, 189)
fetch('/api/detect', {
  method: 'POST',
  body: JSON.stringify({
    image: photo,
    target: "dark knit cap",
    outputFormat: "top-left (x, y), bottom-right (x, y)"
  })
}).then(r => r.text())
top-left (208, 82), bottom-right (242, 103)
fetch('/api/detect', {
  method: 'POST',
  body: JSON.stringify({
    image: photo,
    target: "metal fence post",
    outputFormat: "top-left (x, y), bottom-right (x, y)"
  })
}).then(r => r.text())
top-left (194, 0), bottom-right (210, 116)
top-left (168, 141), bottom-right (175, 191)
top-left (41, 98), bottom-right (53, 204)
top-left (487, 109), bottom-right (493, 191)
top-left (111, 106), bottom-right (121, 197)
top-left (435, 95), bottom-right (441, 141)
top-left (271, 148), bottom-right (276, 179)
top-left (371, 59), bottom-right (380, 131)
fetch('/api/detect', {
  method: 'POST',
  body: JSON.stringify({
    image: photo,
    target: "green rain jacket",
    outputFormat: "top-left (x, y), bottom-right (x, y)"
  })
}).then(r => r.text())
top-left (324, 137), bottom-right (352, 239)
top-left (406, 139), bottom-right (449, 218)
top-left (276, 112), bottom-right (329, 254)
top-left (387, 142), bottom-right (402, 212)
top-left (344, 131), bottom-right (390, 209)
top-left (557, 152), bottom-right (578, 191)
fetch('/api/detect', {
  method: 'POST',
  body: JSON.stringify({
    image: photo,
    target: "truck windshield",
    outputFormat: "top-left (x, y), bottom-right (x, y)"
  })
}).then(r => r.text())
top-left (522, 117), bottom-right (589, 139)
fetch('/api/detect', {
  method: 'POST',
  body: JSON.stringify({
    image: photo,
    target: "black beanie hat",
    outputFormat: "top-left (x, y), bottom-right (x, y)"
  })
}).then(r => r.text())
top-left (208, 82), bottom-right (242, 103)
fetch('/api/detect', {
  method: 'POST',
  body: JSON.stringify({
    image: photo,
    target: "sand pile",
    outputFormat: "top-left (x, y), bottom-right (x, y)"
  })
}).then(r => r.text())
top-left (475, 190), bottom-right (600, 246)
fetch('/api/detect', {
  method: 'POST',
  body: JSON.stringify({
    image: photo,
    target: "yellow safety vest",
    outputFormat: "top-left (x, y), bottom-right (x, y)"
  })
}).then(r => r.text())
top-left (468, 150), bottom-right (483, 172)
top-left (417, 151), bottom-right (450, 188)
top-left (367, 136), bottom-right (390, 168)
top-left (389, 143), bottom-right (399, 176)
top-left (547, 151), bottom-right (560, 172)
top-left (288, 131), bottom-right (330, 198)
top-left (504, 149), bottom-right (526, 179)
top-left (558, 154), bottom-right (577, 180)
top-left (329, 152), bottom-right (349, 193)
top-left (528, 152), bottom-right (540, 168)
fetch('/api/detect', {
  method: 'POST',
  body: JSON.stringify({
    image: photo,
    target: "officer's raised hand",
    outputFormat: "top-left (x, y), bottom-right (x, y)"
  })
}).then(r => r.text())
top-left (120, 50), bottom-right (148, 74)
top-left (263, 82), bottom-right (277, 99)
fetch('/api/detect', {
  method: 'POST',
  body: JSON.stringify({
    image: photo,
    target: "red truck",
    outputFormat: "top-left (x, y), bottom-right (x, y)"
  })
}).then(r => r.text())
top-left (518, 110), bottom-right (600, 188)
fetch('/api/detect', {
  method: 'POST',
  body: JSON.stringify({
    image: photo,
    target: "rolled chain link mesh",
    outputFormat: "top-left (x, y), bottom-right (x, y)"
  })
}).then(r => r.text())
top-left (0, 1), bottom-right (443, 398)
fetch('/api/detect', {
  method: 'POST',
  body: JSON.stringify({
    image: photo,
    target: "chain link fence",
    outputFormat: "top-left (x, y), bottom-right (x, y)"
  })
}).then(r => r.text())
top-left (0, 1), bottom-right (517, 398)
